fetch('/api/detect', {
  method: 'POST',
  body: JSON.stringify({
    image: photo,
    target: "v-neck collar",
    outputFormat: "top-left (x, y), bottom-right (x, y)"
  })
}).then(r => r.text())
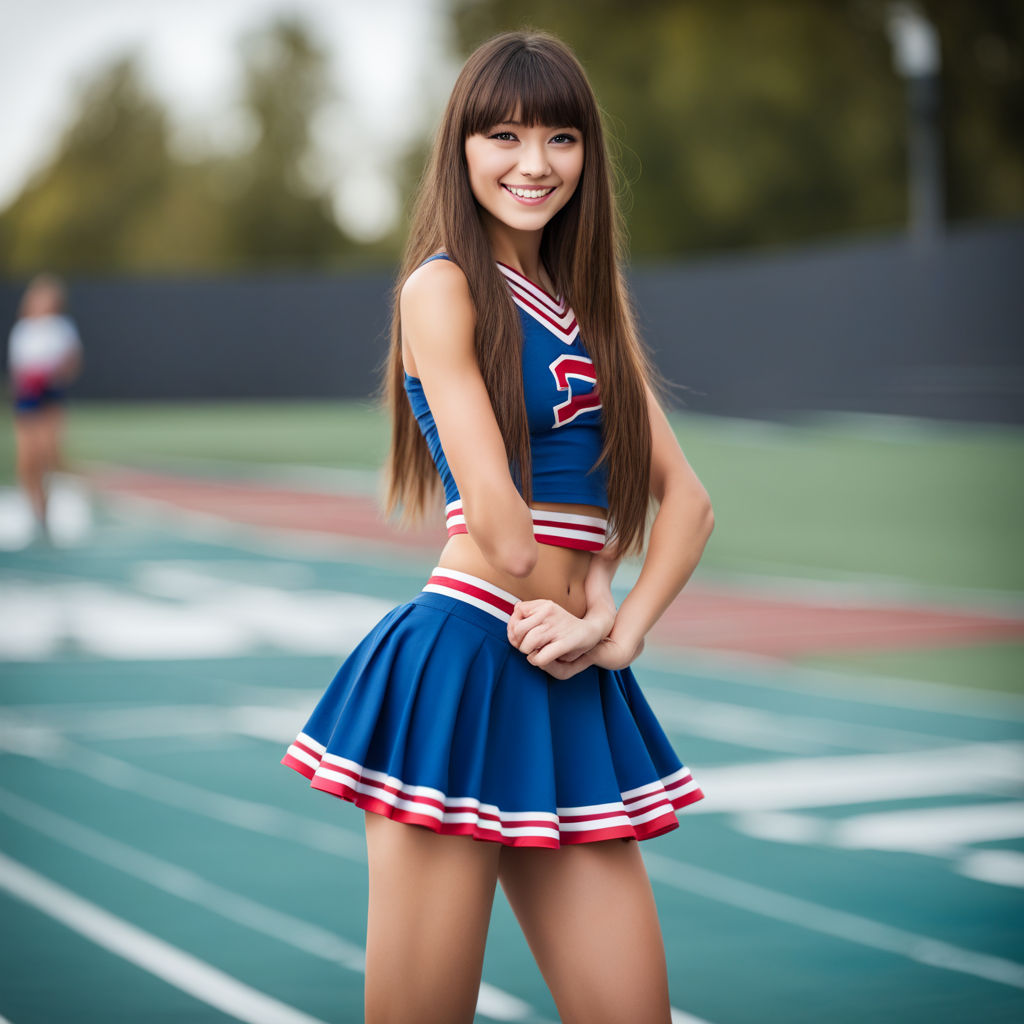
top-left (496, 262), bottom-right (580, 345)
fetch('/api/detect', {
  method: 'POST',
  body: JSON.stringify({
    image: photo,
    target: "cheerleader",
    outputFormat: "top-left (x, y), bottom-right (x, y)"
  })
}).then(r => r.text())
top-left (282, 31), bottom-right (714, 1024)
top-left (7, 274), bottom-right (82, 540)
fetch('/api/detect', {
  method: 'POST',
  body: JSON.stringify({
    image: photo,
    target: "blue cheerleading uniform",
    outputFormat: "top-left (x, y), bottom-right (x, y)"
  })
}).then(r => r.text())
top-left (281, 256), bottom-right (706, 847)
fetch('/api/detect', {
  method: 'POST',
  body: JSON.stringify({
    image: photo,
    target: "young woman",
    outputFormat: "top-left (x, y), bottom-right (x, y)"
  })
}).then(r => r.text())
top-left (282, 31), bottom-right (714, 1024)
top-left (7, 273), bottom-right (82, 541)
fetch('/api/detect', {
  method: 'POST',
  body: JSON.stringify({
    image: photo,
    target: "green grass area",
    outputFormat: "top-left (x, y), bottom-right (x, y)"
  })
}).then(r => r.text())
top-left (3, 400), bottom-right (1023, 595)
top-left (58, 400), bottom-right (390, 470)
top-left (796, 642), bottom-right (1024, 696)
top-left (670, 413), bottom-right (1024, 594)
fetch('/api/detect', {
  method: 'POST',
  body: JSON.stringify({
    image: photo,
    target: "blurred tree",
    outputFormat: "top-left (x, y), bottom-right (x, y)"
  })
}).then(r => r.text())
top-left (0, 56), bottom-right (186, 273)
top-left (0, 17), bottom-right (353, 274)
top-left (453, 0), bottom-right (1022, 257)
top-left (218, 16), bottom-right (349, 267)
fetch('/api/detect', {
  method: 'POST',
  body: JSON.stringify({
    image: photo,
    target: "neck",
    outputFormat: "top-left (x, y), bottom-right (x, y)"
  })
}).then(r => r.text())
top-left (481, 213), bottom-right (545, 284)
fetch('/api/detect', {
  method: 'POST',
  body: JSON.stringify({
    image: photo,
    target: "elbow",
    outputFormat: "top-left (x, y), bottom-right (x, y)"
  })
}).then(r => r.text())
top-left (698, 491), bottom-right (715, 543)
top-left (461, 491), bottom-right (538, 577)
top-left (499, 539), bottom-right (539, 579)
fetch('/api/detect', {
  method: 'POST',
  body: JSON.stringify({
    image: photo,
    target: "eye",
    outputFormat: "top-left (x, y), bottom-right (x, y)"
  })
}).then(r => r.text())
top-left (489, 131), bottom-right (518, 142)
top-left (550, 132), bottom-right (578, 144)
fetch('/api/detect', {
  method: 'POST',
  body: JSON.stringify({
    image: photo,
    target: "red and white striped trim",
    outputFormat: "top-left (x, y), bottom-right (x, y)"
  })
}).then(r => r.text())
top-left (445, 501), bottom-right (607, 552)
top-left (421, 567), bottom-right (519, 622)
top-left (282, 733), bottom-right (705, 849)
top-left (529, 508), bottom-right (607, 551)
top-left (497, 261), bottom-right (580, 344)
top-left (444, 500), bottom-right (468, 536)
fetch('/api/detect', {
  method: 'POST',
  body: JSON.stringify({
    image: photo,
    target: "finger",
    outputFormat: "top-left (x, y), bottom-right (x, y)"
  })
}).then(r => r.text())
top-left (543, 650), bottom-right (594, 680)
top-left (518, 624), bottom-right (554, 657)
top-left (507, 600), bottom-right (542, 633)
top-left (527, 636), bottom-right (577, 668)
top-left (508, 608), bottom-right (557, 645)
top-left (510, 599), bottom-right (548, 621)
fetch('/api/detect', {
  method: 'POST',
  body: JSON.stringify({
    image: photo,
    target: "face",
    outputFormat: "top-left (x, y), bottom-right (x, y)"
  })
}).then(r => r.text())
top-left (464, 117), bottom-right (584, 237)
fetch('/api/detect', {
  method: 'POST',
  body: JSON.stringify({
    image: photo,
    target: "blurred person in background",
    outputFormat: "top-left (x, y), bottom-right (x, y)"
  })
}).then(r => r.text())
top-left (7, 273), bottom-right (82, 541)
top-left (282, 30), bottom-right (713, 1024)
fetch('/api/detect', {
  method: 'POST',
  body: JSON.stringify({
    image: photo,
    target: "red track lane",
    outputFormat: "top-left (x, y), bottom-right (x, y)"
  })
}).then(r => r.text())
top-left (93, 467), bottom-right (1024, 659)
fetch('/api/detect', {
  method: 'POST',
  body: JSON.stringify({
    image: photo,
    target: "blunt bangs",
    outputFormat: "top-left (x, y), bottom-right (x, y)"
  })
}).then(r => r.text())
top-left (462, 43), bottom-right (593, 138)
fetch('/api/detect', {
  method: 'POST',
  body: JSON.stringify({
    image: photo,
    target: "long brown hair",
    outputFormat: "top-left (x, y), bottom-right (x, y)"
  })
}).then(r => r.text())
top-left (384, 30), bottom-right (655, 554)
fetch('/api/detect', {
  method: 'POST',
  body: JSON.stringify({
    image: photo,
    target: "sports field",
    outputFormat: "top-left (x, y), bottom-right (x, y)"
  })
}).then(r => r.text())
top-left (1, 401), bottom-right (1023, 1023)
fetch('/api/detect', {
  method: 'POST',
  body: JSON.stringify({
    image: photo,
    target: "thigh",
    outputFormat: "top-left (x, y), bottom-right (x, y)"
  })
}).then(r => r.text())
top-left (364, 813), bottom-right (501, 1024)
top-left (499, 840), bottom-right (671, 1024)
top-left (14, 415), bottom-right (46, 468)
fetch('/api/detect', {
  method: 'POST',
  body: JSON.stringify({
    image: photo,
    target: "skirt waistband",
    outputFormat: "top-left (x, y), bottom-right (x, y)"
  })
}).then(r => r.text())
top-left (421, 567), bottom-right (519, 624)
top-left (444, 501), bottom-right (607, 552)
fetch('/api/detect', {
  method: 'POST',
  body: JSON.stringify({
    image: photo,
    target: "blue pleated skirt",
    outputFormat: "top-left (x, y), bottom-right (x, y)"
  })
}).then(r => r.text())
top-left (282, 568), bottom-right (704, 847)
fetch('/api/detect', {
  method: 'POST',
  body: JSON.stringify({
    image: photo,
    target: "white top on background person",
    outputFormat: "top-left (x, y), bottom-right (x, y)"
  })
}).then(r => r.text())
top-left (8, 311), bottom-right (81, 381)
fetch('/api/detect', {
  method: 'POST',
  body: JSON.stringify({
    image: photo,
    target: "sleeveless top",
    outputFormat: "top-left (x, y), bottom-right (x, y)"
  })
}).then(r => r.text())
top-left (404, 254), bottom-right (608, 552)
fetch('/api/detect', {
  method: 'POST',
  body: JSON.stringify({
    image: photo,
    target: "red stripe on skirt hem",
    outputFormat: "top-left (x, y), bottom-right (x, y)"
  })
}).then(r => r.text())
top-left (281, 752), bottom-right (316, 780)
top-left (282, 750), bottom-right (701, 848)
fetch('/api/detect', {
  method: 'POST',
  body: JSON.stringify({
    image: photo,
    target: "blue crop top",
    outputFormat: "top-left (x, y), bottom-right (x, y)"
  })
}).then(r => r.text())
top-left (404, 254), bottom-right (609, 551)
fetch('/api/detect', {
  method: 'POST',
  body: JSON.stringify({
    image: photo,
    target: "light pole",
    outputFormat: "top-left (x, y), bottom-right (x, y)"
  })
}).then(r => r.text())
top-left (886, 2), bottom-right (945, 246)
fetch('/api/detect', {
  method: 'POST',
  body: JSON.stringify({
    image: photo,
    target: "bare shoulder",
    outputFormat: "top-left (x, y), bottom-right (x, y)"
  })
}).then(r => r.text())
top-left (401, 256), bottom-right (474, 324)
top-left (400, 257), bottom-right (477, 372)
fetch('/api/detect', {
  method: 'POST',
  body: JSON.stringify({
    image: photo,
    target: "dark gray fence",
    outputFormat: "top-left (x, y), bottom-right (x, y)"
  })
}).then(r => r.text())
top-left (2, 222), bottom-right (1021, 423)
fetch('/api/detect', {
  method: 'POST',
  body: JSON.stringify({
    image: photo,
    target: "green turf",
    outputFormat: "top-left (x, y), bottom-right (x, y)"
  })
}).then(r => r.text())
top-left (669, 412), bottom-right (1024, 594)
top-left (796, 641), bottom-right (1024, 696)
top-left (2, 400), bottom-right (1022, 594)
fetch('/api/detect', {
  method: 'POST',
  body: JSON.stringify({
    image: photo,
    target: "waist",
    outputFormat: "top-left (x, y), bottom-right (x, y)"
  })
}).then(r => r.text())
top-left (437, 530), bottom-right (593, 617)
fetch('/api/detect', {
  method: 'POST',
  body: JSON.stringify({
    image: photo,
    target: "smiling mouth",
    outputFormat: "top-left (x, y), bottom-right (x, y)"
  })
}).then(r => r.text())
top-left (501, 184), bottom-right (556, 200)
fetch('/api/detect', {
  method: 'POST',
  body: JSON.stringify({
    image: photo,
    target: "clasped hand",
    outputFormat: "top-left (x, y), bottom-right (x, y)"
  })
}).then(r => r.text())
top-left (506, 599), bottom-right (641, 680)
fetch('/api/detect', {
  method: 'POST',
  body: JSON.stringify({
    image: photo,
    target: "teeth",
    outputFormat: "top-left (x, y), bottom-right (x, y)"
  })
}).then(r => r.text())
top-left (506, 185), bottom-right (553, 199)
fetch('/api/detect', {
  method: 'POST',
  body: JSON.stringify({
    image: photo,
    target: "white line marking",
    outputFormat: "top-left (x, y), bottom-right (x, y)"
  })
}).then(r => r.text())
top-left (0, 575), bottom-right (393, 661)
top-left (0, 851), bottom-right (331, 1024)
top-left (671, 1011), bottom-right (713, 1024)
top-left (645, 688), bottom-right (962, 755)
top-left (18, 738), bottom-right (1022, 993)
top-left (958, 851), bottom-right (1024, 888)
top-left (642, 851), bottom-right (1024, 990)
top-left (0, 787), bottom-right (540, 1023)
top-left (0, 734), bottom-right (368, 864)
top-left (640, 646), bottom-right (1024, 722)
top-left (685, 742), bottom-right (1024, 812)
top-left (733, 803), bottom-right (1024, 889)
top-left (824, 801), bottom-right (1024, 853)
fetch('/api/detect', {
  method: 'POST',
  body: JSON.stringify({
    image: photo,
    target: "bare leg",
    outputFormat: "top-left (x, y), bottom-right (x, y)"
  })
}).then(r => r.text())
top-left (499, 839), bottom-right (672, 1024)
top-left (14, 415), bottom-right (48, 529)
top-left (364, 814), bottom-right (501, 1024)
top-left (39, 405), bottom-right (66, 474)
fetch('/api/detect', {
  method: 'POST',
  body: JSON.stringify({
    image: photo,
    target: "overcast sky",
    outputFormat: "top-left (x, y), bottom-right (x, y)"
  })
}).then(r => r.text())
top-left (0, 0), bottom-right (455, 240)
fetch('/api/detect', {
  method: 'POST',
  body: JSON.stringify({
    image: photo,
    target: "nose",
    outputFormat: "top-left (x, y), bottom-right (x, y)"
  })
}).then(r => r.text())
top-left (518, 140), bottom-right (551, 178)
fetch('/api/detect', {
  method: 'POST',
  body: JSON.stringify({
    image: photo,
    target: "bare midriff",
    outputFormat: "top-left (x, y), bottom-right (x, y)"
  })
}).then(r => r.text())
top-left (436, 500), bottom-right (606, 618)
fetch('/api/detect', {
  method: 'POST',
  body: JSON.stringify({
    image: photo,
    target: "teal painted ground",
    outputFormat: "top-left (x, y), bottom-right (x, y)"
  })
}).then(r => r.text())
top-left (1, 506), bottom-right (1023, 1023)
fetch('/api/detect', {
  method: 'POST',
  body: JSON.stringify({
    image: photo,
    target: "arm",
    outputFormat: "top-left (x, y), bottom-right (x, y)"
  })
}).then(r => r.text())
top-left (401, 259), bottom-right (537, 577)
top-left (53, 346), bottom-right (82, 386)
top-left (509, 386), bottom-right (713, 677)
top-left (596, 385), bottom-right (714, 668)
